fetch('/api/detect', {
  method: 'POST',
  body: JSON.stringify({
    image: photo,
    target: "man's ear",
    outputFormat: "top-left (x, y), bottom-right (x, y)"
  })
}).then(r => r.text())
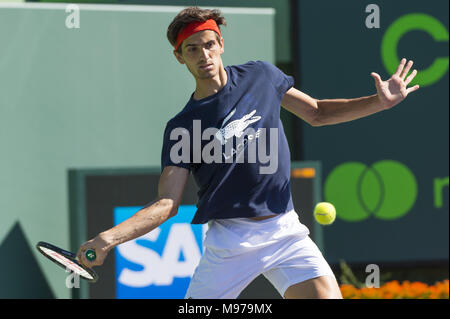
top-left (173, 50), bottom-right (185, 64)
top-left (219, 37), bottom-right (224, 54)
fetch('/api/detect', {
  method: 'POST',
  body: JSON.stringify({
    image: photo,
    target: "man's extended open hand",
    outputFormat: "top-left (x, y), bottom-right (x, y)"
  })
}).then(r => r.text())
top-left (371, 58), bottom-right (420, 109)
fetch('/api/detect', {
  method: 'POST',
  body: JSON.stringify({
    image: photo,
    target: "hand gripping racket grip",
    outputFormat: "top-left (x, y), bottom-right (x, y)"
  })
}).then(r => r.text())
top-left (85, 249), bottom-right (96, 262)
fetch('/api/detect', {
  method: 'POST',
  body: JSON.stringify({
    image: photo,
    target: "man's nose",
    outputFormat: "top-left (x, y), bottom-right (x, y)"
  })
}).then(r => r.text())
top-left (200, 47), bottom-right (210, 60)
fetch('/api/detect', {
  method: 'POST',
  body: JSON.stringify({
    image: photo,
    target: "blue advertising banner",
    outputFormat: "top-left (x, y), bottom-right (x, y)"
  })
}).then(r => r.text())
top-left (114, 205), bottom-right (207, 298)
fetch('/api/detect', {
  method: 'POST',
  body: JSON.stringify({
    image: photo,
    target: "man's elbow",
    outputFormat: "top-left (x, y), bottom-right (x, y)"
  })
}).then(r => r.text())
top-left (309, 101), bottom-right (325, 127)
top-left (168, 202), bottom-right (180, 219)
top-left (158, 198), bottom-right (180, 219)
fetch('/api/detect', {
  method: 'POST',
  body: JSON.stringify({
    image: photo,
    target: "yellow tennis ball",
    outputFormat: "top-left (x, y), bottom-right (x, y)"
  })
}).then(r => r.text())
top-left (314, 202), bottom-right (336, 225)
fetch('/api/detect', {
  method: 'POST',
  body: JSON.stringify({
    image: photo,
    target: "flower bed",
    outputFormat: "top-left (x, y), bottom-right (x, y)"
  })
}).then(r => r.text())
top-left (340, 279), bottom-right (449, 299)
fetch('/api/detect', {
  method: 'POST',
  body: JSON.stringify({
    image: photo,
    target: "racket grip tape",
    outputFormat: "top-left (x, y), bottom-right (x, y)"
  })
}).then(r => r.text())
top-left (85, 249), bottom-right (96, 262)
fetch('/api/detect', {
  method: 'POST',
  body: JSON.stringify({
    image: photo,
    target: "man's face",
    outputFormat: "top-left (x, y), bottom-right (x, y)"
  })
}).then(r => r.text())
top-left (174, 30), bottom-right (224, 80)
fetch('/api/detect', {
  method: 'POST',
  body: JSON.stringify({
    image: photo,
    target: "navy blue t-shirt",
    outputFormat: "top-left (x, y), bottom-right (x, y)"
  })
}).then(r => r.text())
top-left (161, 60), bottom-right (295, 224)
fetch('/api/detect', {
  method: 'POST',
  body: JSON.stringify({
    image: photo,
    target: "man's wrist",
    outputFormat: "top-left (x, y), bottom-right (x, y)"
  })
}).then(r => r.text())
top-left (374, 93), bottom-right (393, 110)
top-left (98, 231), bottom-right (116, 253)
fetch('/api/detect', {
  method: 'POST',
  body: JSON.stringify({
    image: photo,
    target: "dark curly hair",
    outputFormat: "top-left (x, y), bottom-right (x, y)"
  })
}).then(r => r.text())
top-left (167, 6), bottom-right (227, 53)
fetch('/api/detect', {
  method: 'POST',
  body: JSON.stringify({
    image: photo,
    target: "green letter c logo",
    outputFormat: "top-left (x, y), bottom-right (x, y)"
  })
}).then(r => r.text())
top-left (381, 13), bottom-right (449, 87)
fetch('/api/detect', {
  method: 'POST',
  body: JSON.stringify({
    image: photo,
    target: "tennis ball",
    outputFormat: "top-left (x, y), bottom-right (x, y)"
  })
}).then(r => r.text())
top-left (314, 202), bottom-right (336, 225)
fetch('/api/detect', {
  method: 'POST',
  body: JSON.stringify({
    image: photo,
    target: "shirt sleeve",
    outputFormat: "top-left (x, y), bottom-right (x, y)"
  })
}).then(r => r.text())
top-left (161, 122), bottom-right (192, 173)
top-left (257, 60), bottom-right (295, 97)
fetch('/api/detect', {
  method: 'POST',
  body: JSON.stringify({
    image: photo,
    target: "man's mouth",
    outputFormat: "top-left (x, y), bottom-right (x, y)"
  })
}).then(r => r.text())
top-left (199, 63), bottom-right (213, 70)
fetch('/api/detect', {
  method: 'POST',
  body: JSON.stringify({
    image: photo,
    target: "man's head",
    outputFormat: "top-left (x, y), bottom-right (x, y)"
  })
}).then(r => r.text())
top-left (167, 7), bottom-right (227, 80)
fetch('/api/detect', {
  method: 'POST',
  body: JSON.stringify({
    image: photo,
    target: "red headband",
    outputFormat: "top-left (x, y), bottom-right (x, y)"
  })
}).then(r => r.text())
top-left (174, 19), bottom-right (221, 51)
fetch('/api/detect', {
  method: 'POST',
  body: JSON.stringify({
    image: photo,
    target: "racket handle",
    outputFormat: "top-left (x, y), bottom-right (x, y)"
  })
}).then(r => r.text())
top-left (85, 249), bottom-right (96, 262)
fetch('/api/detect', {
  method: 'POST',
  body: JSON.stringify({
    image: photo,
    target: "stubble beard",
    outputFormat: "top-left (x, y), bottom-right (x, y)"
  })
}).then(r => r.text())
top-left (196, 63), bottom-right (218, 80)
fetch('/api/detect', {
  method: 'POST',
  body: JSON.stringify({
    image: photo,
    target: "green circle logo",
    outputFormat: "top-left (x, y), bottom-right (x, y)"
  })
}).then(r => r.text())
top-left (381, 13), bottom-right (449, 87)
top-left (324, 160), bottom-right (418, 222)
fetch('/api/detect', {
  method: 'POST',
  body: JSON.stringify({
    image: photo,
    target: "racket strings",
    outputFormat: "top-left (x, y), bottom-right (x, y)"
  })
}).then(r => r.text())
top-left (38, 246), bottom-right (95, 281)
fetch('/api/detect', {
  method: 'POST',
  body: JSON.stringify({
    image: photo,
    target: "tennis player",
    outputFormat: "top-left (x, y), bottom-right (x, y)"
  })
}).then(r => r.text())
top-left (77, 7), bottom-right (419, 299)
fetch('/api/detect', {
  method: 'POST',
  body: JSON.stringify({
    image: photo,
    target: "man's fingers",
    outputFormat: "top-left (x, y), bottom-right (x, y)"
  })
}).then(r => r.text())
top-left (79, 253), bottom-right (95, 268)
top-left (406, 84), bottom-right (420, 94)
top-left (404, 69), bottom-right (418, 85)
top-left (77, 247), bottom-right (90, 266)
top-left (400, 60), bottom-right (414, 80)
top-left (371, 72), bottom-right (383, 87)
top-left (77, 249), bottom-right (86, 264)
top-left (394, 58), bottom-right (407, 76)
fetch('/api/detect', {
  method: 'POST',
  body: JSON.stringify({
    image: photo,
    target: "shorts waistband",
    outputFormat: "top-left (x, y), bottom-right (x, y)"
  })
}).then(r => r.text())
top-left (211, 209), bottom-right (297, 229)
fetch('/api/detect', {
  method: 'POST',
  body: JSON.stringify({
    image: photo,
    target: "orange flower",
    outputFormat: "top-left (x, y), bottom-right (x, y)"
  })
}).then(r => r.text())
top-left (382, 280), bottom-right (402, 295)
top-left (359, 287), bottom-right (382, 299)
top-left (340, 284), bottom-right (359, 299)
top-left (381, 291), bottom-right (395, 299)
top-left (430, 280), bottom-right (449, 299)
top-left (399, 281), bottom-right (429, 298)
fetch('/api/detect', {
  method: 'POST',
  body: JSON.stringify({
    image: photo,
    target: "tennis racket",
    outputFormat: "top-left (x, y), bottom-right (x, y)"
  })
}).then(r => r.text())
top-left (36, 241), bottom-right (98, 283)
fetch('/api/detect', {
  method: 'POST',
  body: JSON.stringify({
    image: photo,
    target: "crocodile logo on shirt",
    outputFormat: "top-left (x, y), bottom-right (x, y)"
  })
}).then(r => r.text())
top-left (215, 108), bottom-right (261, 145)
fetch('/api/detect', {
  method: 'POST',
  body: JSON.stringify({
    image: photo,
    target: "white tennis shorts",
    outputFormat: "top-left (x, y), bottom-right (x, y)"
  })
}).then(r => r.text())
top-left (185, 210), bottom-right (336, 299)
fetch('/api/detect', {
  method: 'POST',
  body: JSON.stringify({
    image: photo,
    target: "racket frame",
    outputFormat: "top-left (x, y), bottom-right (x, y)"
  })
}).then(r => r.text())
top-left (36, 241), bottom-right (98, 283)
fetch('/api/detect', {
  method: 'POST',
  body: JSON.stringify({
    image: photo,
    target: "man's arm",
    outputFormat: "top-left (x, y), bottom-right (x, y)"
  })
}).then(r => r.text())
top-left (281, 58), bottom-right (420, 126)
top-left (76, 165), bottom-right (190, 267)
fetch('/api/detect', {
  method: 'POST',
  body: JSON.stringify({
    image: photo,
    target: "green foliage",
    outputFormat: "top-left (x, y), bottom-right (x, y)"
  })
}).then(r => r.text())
top-left (339, 260), bottom-right (365, 288)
